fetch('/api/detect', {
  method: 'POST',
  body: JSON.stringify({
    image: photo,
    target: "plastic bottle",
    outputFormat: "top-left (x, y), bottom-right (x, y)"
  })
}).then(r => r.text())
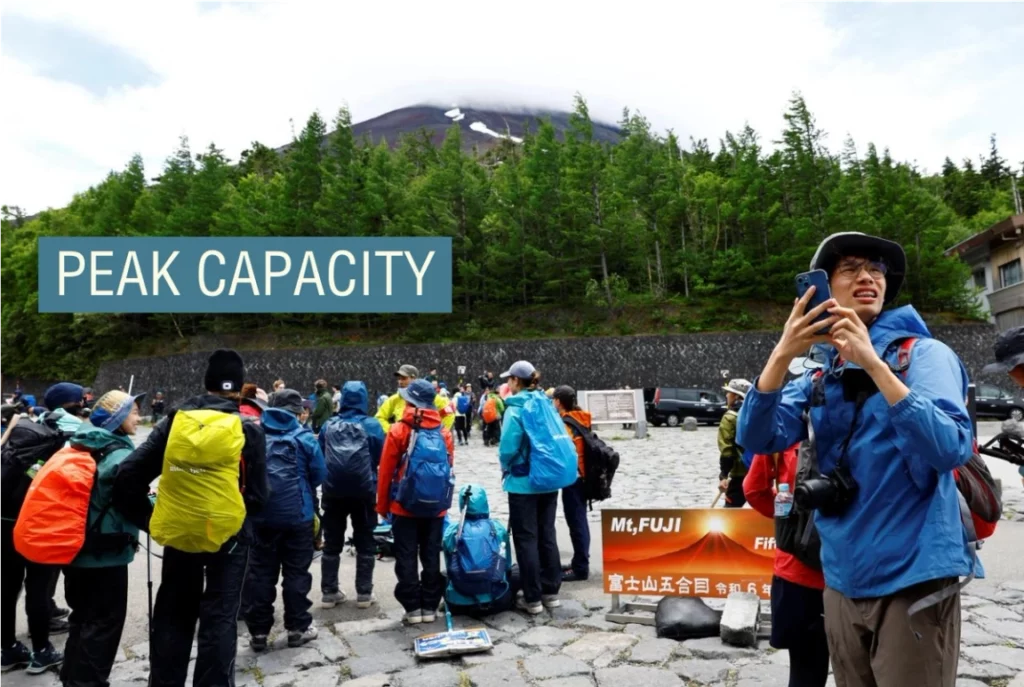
top-left (774, 483), bottom-right (793, 518)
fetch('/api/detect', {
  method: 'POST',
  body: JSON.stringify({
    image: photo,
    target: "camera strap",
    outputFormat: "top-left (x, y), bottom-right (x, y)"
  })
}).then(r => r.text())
top-left (834, 391), bottom-right (869, 471)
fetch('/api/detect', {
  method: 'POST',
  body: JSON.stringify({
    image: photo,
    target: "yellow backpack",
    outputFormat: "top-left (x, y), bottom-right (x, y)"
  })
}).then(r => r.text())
top-left (150, 409), bottom-right (246, 553)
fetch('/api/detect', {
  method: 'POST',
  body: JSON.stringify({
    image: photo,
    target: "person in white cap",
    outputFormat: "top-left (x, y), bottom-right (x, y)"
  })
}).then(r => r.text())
top-left (717, 378), bottom-right (752, 508)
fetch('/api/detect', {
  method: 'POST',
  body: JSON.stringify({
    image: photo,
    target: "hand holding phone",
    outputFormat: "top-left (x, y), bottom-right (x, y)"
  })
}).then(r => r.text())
top-left (795, 270), bottom-right (833, 335)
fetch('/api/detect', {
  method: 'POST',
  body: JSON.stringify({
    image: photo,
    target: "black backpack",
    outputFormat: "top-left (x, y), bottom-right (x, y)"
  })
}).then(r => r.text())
top-left (773, 432), bottom-right (823, 572)
top-left (1, 417), bottom-right (74, 520)
top-left (562, 416), bottom-right (620, 507)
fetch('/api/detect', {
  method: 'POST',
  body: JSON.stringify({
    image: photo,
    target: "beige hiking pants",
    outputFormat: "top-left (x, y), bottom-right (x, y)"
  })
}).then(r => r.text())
top-left (823, 578), bottom-right (960, 687)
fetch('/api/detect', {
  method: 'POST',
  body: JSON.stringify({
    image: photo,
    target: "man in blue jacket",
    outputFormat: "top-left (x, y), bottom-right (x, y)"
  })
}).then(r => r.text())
top-left (737, 233), bottom-right (972, 687)
top-left (318, 381), bottom-right (385, 610)
top-left (244, 389), bottom-right (326, 652)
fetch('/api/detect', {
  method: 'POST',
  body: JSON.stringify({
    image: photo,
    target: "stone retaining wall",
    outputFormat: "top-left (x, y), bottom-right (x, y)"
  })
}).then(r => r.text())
top-left (94, 323), bottom-right (1002, 406)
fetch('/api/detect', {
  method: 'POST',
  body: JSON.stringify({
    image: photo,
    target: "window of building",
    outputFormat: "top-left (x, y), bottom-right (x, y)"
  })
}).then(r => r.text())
top-left (973, 268), bottom-right (987, 290)
top-left (999, 259), bottom-right (1022, 289)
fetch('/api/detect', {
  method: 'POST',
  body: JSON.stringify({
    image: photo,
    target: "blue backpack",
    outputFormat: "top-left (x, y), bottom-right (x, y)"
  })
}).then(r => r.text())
top-left (519, 391), bottom-right (578, 492)
top-left (261, 428), bottom-right (304, 527)
top-left (322, 418), bottom-right (375, 499)
top-left (457, 395), bottom-right (471, 414)
top-left (448, 518), bottom-right (507, 599)
top-left (393, 420), bottom-right (454, 517)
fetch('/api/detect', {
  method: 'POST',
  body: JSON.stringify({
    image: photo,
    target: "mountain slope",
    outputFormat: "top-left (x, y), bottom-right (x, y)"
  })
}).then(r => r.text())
top-left (282, 104), bottom-right (623, 154)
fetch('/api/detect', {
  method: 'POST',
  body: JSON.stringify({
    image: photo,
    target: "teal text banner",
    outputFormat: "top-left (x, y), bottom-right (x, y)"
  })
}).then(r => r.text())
top-left (38, 237), bottom-right (452, 313)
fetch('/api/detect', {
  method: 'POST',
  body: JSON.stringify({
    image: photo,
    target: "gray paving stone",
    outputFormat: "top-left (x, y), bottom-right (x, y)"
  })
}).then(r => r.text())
top-left (958, 660), bottom-right (1019, 679)
top-left (627, 638), bottom-right (677, 664)
top-left (466, 659), bottom-right (528, 687)
top-left (347, 651), bottom-right (418, 677)
top-left (768, 649), bottom-right (790, 665)
top-left (549, 599), bottom-right (590, 621)
top-left (482, 611), bottom-right (532, 635)
top-left (333, 615), bottom-right (403, 636)
top-left (736, 662), bottom-right (789, 687)
top-left (516, 626), bottom-right (581, 647)
top-left (961, 622), bottom-right (1004, 646)
top-left (107, 659), bottom-right (150, 683)
top-left (264, 665), bottom-right (342, 687)
top-left (342, 674), bottom-right (393, 687)
top-left (720, 592), bottom-right (760, 648)
top-left (537, 678), bottom-right (595, 687)
top-left (392, 662), bottom-right (463, 687)
top-left (623, 623), bottom-right (658, 639)
top-left (523, 655), bottom-right (593, 679)
top-left (573, 616), bottom-right (623, 632)
top-left (682, 636), bottom-right (760, 659)
top-left (127, 642), bottom-right (150, 660)
top-left (972, 603), bottom-right (1023, 621)
top-left (955, 679), bottom-right (989, 687)
top-left (595, 666), bottom-right (683, 687)
top-left (563, 632), bottom-right (639, 666)
top-left (256, 646), bottom-right (326, 674)
top-left (235, 673), bottom-right (260, 687)
top-left (961, 645), bottom-right (1024, 671)
top-left (461, 641), bottom-right (527, 665)
top-left (1010, 671), bottom-right (1024, 687)
top-left (312, 631), bottom-right (349, 662)
top-left (978, 618), bottom-right (1024, 643)
top-left (347, 630), bottom-right (410, 657)
top-left (668, 658), bottom-right (733, 683)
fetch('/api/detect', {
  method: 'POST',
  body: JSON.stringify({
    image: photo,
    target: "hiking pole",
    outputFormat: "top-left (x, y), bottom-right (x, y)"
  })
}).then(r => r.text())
top-left (710, 490), bottom-right (723, 508)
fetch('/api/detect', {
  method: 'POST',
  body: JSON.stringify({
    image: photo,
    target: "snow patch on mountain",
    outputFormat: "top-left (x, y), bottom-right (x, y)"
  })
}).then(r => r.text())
top-left (469, 121), bottom-right (523, 143)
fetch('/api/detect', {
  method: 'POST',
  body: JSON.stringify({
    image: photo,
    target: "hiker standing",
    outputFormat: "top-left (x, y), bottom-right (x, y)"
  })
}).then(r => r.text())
top-left (311, 380), bottom-right (333, 434)
top-left (319, 381), bottom-right (385, 610)
top-left (244, 390), bottom-right (326, 651)
top-left (982, 326), bottom-right (1024, 488)
top-left (498, 361), bottom-right (568, 614)
top-left (112, 349), bottom-right (269, 687)
top-left (479, 388), bottom-right (505, 447)
top-left (376, 365), bottom-right (456, 433)
top-left (552, 386), bottom-right (592, 583)
top-left (452, 386), bottom-right (473, 446)
top-left (61, 390), bottom-right (146, 687)
top-left (718, 379), bottom-right (752, 508)
top-left (738, 233), bottom-right (974, 686)
top-left (376, 380), bottom-right (455, 625)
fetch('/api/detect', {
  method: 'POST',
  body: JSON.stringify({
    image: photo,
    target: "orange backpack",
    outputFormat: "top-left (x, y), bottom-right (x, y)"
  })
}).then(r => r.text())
top-left (482, 397), bottom-right (499, 424)
top-left (13, 445), bottom-right (102, 565)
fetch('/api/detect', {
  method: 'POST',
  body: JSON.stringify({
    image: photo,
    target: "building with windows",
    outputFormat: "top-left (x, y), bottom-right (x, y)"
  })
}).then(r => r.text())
top-left (945, 214), bottom-right (1024, 330)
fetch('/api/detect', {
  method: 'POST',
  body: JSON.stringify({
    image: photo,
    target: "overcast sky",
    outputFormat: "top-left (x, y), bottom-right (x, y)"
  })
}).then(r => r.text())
top-left (2, 1), bottom-right (1022, 214)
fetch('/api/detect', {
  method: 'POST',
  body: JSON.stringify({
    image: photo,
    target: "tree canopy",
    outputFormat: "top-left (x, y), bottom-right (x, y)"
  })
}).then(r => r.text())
top-left (2, 92), bottom-right (1019, 382)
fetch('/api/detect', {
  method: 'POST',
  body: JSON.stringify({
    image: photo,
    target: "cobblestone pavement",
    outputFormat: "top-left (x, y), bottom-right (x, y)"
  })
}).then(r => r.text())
top-left (6, 423), bottom-right (1022, 686)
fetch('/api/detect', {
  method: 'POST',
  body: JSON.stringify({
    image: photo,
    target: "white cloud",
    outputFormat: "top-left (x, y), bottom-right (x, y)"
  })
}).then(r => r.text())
top-left (1, 0), bottom-right (1021, 213)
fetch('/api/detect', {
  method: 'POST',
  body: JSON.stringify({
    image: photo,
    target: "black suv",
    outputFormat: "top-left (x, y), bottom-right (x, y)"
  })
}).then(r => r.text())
top-left (975, 383), bottom-right (1024, 421)
top-left (646, 387), bottom-right (728, 427)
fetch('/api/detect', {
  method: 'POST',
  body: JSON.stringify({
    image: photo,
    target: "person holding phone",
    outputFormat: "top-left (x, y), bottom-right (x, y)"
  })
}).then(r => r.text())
top-left (737, 232), bottom-right (974, 687)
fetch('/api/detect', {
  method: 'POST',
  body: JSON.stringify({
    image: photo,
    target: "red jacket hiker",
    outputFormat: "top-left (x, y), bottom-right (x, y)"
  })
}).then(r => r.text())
top-left (376, 404), bottom-right (455, 519)
top-left (743, 445), bottom-right (825, 591)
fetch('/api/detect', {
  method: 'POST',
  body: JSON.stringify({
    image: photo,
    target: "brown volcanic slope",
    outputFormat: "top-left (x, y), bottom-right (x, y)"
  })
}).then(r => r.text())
top-left (282, 105), bottom-right (624, 155)
top-left (610, 532), bottom-right (774, 575)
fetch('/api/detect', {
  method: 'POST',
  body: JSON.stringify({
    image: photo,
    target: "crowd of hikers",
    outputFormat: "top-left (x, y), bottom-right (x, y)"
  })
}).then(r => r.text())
top-left (0, 353), bottom-right (619, 686)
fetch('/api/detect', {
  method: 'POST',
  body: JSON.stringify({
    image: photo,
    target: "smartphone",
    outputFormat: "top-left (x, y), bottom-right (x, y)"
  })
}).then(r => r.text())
top-left (795, 269), bottom-right (833, 335)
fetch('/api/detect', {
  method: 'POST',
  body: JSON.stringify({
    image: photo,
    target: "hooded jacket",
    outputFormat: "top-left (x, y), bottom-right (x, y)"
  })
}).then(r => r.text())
top-left (560, 408), bottom-right (592, 478)
top-left (257, 407), bottom-right (326, 526)
top-left (112, 394), bottom-right (269, 541)
top-left (442, 485), bottom-right (512, 607)
top-left (376, 391), bottom-right (456, 433)
top-left (737, 305), bottom-right (974, 598)
top-left (319, 382), bottom-right (386, 499)
top-left (376, 404), bottom-right (455, 518)
top-left (312, 388), bottom-right (334, 434)
top-left (68, 425), bottom-right (140, 568)
top-left (499, 389), bottom-right (555, 494)
top-left (718, 398), bottom-right (747, 480)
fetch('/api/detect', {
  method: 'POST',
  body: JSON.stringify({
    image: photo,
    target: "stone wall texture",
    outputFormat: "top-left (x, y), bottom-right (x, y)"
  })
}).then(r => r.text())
top-left (92, 322), bottom-right (1005, 407)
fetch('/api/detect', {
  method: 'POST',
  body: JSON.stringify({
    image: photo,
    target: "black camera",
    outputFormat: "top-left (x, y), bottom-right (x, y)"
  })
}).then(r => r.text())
top-left (794, 462), bottom-right (858, 517)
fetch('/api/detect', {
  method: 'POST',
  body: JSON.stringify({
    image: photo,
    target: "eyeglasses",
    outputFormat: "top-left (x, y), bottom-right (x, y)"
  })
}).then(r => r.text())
top-left (836, 259), bottom-right (887, 280)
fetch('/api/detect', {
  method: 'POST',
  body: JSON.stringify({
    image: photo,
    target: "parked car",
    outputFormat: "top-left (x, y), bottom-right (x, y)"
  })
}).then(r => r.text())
top-left (975, 383), bottom-right (1024, 421)
top-left (646, 387), bottom-right (728, 427)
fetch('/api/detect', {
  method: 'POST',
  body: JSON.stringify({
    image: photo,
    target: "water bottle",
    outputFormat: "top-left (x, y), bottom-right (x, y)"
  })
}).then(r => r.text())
top-left (775, 483), bottom-right (793, 518)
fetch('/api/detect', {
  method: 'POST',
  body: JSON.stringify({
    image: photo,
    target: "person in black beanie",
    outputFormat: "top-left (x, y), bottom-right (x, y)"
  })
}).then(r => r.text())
top-left (112, 349), bottom-right (268, 687)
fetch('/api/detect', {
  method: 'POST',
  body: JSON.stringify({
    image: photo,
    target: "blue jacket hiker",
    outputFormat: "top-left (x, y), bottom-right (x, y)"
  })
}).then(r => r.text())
top-left (318, 381), bottom-right (386, 609)
top-left (738, 305), bottom-right (974, 600)
top-left (244, 389), bottom-right (326, 651)
top-left (443, 485), bottom-right (517, 616)
top-left (58, 391), bottom-right (143, 687)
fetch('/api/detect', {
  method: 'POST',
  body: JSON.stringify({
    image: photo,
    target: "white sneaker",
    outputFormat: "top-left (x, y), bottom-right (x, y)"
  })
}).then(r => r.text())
top-left (516, 598), bottom-right (543, 615)
top-left (321, 591), bottom-right (346, 608)
top-left (541, 595), bottom-right (561, 609)
top-left (404, 610), bottom-right (423, 625)
top-left (356, 593), bottom-right (377, 609)
top-left (288, 625), bottom-right (318, 647)
top-left (420, 609), bottom-right (437, 623)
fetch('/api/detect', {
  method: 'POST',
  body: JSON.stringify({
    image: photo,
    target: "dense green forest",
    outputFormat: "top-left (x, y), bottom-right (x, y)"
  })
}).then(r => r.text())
top-left (2, 93), bottom-right (1021, 382)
